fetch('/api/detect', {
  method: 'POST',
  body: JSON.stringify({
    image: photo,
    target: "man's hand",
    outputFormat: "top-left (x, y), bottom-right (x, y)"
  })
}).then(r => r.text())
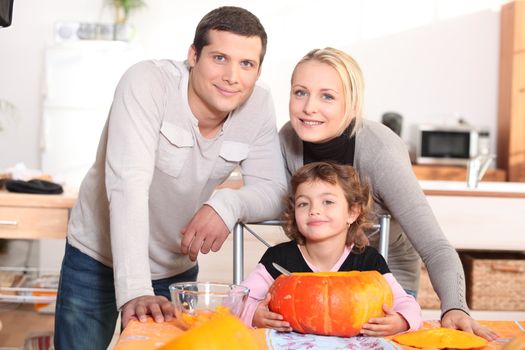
top-left (441, 309), bottom-right (499, 341)
top-left (253, 294), bottom-right (292, 332)
top-left (361, 304), bottom-right (409, 336)
top-left (180, 205), bottom-right (229, 261)
top-left (121, 295), bottom-right (174, 328)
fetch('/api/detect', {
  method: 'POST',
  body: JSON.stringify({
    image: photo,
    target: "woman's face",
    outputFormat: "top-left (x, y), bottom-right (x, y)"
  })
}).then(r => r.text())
top-left (289, 60), bottom-right (346, 143)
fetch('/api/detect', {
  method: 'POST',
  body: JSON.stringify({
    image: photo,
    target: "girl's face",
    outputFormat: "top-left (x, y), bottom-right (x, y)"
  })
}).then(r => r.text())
top-left (294, 180), bottom-right (358, 245)
top-left (289, 60), bottom-right (346, 143)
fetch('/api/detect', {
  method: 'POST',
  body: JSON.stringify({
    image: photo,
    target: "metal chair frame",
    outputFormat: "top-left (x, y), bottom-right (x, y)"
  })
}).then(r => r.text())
top-left (232, 214), bottom-right (391, 285)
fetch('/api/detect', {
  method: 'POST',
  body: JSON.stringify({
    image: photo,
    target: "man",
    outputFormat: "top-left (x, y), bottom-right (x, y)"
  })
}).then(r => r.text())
top-left (54, 6), bottom-right (286, 349)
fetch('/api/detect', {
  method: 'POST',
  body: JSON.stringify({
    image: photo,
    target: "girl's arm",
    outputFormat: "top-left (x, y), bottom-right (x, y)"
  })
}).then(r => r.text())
top-left (384, 272), bottom-right (423, 331)
top-left (240, 263), bottom-right (275, 326)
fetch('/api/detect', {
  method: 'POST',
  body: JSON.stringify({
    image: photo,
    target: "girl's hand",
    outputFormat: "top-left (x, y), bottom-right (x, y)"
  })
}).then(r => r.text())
top-left (360, 304), bottom-right (409, 336)
top-left (253, 294), bottom-right (292, 332)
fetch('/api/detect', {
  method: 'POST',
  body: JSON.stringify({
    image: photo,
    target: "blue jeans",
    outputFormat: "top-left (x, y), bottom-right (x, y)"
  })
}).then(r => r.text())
top-left (405, 289), bottom-right (418, 298)
top-left (54, 243), bottom-right (198, 350)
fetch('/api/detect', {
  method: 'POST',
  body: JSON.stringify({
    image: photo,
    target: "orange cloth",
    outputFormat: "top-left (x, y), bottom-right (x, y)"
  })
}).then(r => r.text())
top-left (115, 319), bottom-right (525, 350)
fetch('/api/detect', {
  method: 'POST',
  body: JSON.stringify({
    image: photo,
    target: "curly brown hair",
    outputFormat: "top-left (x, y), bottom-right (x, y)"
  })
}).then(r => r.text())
top-left (282, 162), bottom-right (374, 250)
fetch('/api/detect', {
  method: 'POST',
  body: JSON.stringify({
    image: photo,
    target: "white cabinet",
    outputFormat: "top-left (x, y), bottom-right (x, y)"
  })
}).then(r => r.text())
top-left (420, 180), bottom-right (525, 251)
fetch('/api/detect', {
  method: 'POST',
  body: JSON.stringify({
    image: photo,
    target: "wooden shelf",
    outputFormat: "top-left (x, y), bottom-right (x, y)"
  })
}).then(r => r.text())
top-left (0, 190), bottom-right (76, 240)
top-left (412, 164), bottom-right (506, 182)
top-left (0, 304), bottom-right (54, 348)
top-left (498, 1), bottom-right (525, 181)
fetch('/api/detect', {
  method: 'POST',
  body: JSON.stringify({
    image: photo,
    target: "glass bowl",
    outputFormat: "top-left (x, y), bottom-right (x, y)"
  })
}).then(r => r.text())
top-left (170, 282), bottom-right (249, 328)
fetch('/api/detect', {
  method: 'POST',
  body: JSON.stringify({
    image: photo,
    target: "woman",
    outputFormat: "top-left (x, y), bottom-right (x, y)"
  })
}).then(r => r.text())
top-left (279, 47), bottom-right (496, 340)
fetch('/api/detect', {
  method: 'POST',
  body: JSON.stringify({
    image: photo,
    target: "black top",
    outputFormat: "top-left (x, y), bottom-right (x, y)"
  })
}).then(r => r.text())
top-left (260, 241), bottom-right (390, 280)
top-left (303, 121), bottom-right (356, 165)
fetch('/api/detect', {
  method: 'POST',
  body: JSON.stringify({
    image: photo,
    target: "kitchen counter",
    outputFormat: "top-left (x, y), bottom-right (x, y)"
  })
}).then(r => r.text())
top-left (418, 181), bottom-right (525, 251)
top-left (420, 180), bottom-right (525, 198)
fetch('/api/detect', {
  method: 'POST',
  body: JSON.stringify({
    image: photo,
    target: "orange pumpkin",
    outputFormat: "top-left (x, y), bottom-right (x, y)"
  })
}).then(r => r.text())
top-left (268, 270), bottom-right (393, 337)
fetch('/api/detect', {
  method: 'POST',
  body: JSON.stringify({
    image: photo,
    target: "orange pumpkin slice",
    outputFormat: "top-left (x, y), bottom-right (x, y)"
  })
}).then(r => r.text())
top-left (393, 328), bottom-right (488, 349)
top-left (159, 313), bottom-right (260, 350)
top-left (179, 305), bottom-right (231, 328)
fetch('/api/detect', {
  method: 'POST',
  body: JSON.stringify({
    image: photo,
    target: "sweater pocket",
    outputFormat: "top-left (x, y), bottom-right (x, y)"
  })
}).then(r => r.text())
top-left (156, 121), bottom-right (194, 178)
top-left (210, 141), bottom-right (249, 181)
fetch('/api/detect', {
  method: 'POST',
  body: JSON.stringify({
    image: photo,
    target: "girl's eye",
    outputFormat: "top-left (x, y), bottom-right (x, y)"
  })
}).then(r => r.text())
top-left (293, 89), bottom-right (307, 97)
top-left (323, 200), bottom-right (335, 205)
top-left (296, 202), bottom-right (308, 208)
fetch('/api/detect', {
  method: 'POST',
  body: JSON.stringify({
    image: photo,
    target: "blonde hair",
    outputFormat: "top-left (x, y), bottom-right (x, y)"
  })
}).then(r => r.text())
top-left (282, 162), bottom-right (374, 250)
top-left (292, 47), bottom-right (365, 137)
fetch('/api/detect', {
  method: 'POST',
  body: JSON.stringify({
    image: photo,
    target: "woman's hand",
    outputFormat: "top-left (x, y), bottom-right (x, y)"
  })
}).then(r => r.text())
top-left (253, 294), bottom-right (292, 332)
top-left (361, 304), bottom-right (409, 336)
top-left (441, 309), bottom-right (498, 341)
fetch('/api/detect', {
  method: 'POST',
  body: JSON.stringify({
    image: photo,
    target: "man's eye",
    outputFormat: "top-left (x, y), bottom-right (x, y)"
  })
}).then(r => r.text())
top-left (214, 55), bottom-right (226, 62)
top-left (240, 60), bottom-right (255, 68)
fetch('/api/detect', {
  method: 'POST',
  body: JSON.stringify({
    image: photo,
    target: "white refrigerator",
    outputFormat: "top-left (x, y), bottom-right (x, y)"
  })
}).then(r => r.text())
top-left (41, 40), bottom-right (144, 187)
top-left (39, 40), bottom-right (143, 271)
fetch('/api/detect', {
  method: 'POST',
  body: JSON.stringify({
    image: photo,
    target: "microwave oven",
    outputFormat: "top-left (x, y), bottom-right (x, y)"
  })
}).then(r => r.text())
top-left (416, 124), bottom-right (490, 165)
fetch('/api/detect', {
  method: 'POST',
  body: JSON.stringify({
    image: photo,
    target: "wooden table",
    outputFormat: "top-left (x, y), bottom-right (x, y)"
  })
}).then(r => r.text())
top-left (115, 318), bottom-right (525, 350)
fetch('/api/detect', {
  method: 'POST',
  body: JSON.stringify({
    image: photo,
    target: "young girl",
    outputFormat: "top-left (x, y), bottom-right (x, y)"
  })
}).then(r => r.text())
top-left (240, 161), bottom-right (422, 336)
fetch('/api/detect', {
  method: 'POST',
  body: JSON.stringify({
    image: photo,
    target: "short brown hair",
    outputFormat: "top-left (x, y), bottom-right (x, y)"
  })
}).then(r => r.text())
top-left (192, 6), bottom-right (267, 65)
top-left (283, 162), bottom-right (374, 249)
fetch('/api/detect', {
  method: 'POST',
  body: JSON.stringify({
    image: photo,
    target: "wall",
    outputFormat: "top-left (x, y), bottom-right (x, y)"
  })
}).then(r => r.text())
top-left (0, 0), bottom-right (506, 171)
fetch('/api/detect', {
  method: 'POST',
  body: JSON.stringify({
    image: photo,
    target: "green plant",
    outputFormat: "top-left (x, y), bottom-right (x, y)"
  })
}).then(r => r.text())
top-left (112, 0), bottom-right (145, 24)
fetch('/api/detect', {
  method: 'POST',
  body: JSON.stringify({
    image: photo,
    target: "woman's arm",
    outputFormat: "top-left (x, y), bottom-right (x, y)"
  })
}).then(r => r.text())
top-left (359, 124), bottom-right (468, 314)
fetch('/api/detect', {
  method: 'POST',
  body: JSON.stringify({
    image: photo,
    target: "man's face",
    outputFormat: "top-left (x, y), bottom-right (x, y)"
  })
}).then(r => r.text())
top-left (187, 30), bottom-right (262, 123)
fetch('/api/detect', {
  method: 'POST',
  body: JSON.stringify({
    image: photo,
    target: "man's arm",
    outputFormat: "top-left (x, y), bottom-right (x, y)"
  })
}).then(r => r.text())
top-left (182, 90), bottom-right (287, 259)
top-left (105, 61), bottom-right (165, 310)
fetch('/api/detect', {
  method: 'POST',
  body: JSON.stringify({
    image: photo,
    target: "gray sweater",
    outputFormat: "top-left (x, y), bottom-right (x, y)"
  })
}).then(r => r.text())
top-left (279, 120), bottom-right (468, 314)
top-left (67, 60), bottom-right (287, 309)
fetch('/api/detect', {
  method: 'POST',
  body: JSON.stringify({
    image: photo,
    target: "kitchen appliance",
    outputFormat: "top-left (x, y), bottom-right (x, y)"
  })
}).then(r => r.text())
top-left (0, 0), bottom-right (14, 28)
top-left (381, 112), bottom-right (403, 137)
top-left (416, 124), bottom-right (490, 165)
top-left (40, 40), bottom-right (143, 186)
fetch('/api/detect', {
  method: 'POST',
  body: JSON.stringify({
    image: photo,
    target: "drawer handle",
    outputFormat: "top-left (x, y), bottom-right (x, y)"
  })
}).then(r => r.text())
top-left (0, 220), bottom-right (18, 226)
top-left (491, 263), bottom-right (524, 273)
